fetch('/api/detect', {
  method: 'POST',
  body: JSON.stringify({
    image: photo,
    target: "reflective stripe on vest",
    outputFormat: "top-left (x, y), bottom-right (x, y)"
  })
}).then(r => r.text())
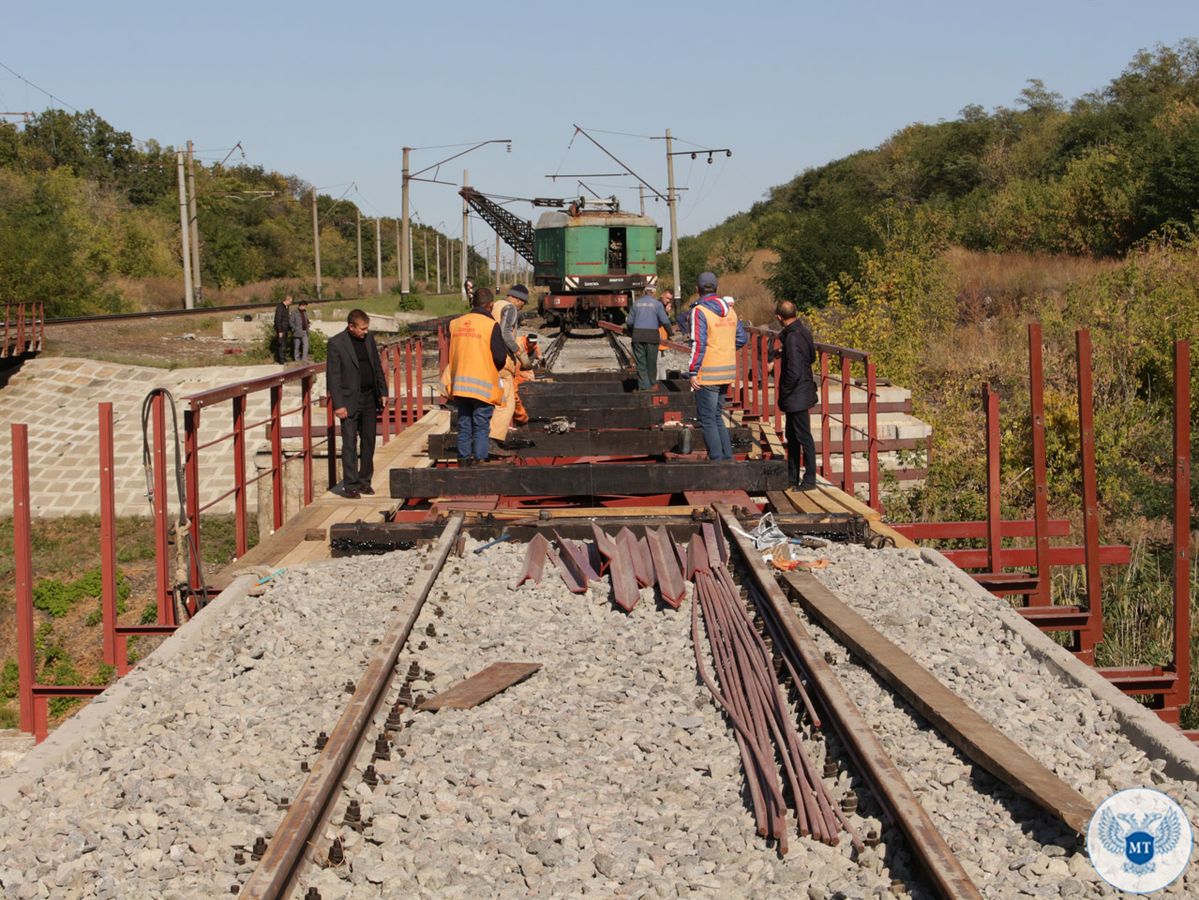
top-left (442, 312), bottom-right (503, 404)
top-left (696, 306), bottom-right (738, 385)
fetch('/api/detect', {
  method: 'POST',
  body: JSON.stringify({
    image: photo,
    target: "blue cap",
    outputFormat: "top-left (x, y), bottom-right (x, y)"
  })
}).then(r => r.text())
top-left (697, 271), bottom-right (718, 291)
top-left (508, 284), bottom-right (529, 302)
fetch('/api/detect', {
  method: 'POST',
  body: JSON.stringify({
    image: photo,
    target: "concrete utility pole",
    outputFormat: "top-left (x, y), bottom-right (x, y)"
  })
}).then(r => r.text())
top-left (176, 151), bottom-right (195, 309)
top-left (665, 128), bottom-right (681, 310)
top-left (311, 189), bottom-right (323, 300)
top-left (422, 229), bottom-right (429, 285)
top-left (356, 210), bottom-right (363, 293)
top-left (461, 169), bottom-right (470, 302)
top-left (400, 147), bottom-right (411, 295)
top-left (495, 238), bottom-right (501, 289)
top-left (639, 185), bottom-right (646, 216)
top-left (435, 232), bottom-right (441, 294)
top-left (375, 219), bottom-right (383, 294)
top-left (395, 219), bottom-right (402, 282)
top-left (186, 140), bottom-right (202, 303)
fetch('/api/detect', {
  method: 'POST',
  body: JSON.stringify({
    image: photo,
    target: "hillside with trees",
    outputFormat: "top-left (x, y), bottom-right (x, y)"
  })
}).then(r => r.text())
top-left (0, 113), bottom-right (465, 316)
top-left (669, 41), bottom-right (1199, 308)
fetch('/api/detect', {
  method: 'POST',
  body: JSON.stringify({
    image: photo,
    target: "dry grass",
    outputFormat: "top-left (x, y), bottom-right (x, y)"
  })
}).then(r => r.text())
top-left (946, 247), bottom-right (1120, 310)
top-left (703, 250), bottom-right (780, 327)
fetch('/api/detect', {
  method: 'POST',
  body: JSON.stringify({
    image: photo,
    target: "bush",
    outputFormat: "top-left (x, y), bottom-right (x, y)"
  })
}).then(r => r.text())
top-left (0, 659), bottom-right (18, 699)
top-left (32, 567), bottom-right (131, 618)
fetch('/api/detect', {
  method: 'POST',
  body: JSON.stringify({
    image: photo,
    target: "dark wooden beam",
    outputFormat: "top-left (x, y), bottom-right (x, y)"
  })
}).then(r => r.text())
top-left (427, 427), bottom-right (752, 459)
top-left (391, 460), bottom-right (787, 499)
top-left (525, 377), bottom-right (691, 395)
top-left (452, 405), bottom-right (693, 430)
top-left (522, 391), bottom-right (695, 417)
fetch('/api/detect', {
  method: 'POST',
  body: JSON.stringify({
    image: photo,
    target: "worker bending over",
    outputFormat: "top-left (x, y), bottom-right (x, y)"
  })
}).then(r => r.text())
top-left (627, 284), bottom-right (671, 390)
top-left (488, 284), bottom-right (531, 453)
top-left (512, 333), bottom-right (542, 426)
top-left (442, 287), bottom-right (506, 465)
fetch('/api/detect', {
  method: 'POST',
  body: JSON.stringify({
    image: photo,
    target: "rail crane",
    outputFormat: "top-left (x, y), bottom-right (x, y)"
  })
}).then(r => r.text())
top-left (460, 188), bottom-right (661, 328)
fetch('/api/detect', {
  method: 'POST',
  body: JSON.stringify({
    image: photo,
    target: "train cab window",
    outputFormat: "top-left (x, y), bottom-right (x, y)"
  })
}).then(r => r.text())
top-left (608, 227), bottom-right (627, 274)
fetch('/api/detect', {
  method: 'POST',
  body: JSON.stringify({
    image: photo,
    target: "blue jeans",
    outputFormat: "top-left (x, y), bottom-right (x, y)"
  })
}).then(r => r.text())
top-left (695, 384), bottom-right (733, 460)
top-left (454, 398), bottom-right (494, 460)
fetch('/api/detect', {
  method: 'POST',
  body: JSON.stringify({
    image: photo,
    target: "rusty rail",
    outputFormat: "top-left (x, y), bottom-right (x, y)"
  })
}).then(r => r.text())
top-left (715, 504), bottom-right (983, 899)
top-left (241, 513), bottom-right (464, 899)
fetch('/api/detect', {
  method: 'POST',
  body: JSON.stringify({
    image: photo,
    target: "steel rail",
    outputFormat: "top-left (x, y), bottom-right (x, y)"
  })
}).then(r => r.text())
top-left (714, 504), bottom-right (983, 900)
top-left (241, 513), bottom-right (464, 900)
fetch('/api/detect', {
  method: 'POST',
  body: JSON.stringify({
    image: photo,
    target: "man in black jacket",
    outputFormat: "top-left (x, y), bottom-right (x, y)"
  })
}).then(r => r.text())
top-left (773, 300), bottom-right (818, 489)
top-left (273, 295), bottom-right (293, 364)
top-left (326, 309), bottom-right (388, 498)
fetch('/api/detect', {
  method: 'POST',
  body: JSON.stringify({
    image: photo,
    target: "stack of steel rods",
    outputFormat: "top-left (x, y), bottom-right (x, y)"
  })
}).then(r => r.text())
top-left (690, 541), bottom-right (852, 851)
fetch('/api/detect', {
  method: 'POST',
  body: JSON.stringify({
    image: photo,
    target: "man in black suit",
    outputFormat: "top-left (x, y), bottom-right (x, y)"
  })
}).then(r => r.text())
top-left (772, 300), bottom-right (818, 489)
top-left (326, 309), bottom-right (388, 498)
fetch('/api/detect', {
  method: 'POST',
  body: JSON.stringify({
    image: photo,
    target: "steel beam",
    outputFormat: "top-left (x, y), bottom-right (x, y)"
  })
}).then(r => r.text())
top-left (427, 427), bottom-right (752, 459)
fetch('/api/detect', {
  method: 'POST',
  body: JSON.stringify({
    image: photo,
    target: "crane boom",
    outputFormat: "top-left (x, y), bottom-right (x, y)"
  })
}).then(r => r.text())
top-left (459, 188), bottom-right (536, 264)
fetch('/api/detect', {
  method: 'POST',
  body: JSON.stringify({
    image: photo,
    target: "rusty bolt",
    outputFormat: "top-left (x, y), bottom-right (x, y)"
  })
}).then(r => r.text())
top-left (230, 886), bottom-right (239, 895)
top-left (305, 889), bottom-right (322, 900)
top-left (372, 734), bottom-right (391, 762)
top-left (300, 760), bottom-right (309, 772)
top-left (418, 641), bottom-right (428, 650)
top-left (233, 851), bottom-right (245, 865)
top-left (277, 797), bottom-right (289, 809)
top-left (328, 837), bottom-right (344, 866)
top-left (434, 606), bottom-right (444, 617)
top-left (425, 623), bottom-right (436, 637)
top-left (343, 680), bottom-right (356, 694)
top-left (315, 731), bottom-right (328, 750)
top-left (251, 837), bottom-right (267, 861)
top-left (822, 759), bottom-right (838, 778)
top-left (824, 651), bottom-right (837, 665)
top-left (865, 829), bottom-right (880, 847)
top-left (363, 765), bottom-right (379, 789)
top-left (343, 800), bottom-right (362, 829)
top-left (840, 792), bottom-right (858, 813)
top-left (408, 661), bottom-right (421, 676)
top-left (386, 708), bottom-right (403, 731)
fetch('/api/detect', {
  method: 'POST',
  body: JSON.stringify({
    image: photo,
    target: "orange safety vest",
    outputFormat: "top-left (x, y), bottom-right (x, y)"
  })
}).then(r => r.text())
top-left (658, 325), bottom-right (670, 352)
top-left (442, 311), bottom-right (503, 404)
top-left (695, 305), bottom-right (738, 385)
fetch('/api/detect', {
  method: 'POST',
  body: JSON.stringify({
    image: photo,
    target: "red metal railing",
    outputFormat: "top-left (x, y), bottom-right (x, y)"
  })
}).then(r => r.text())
top-left (1, 301), bottom-right (45, 359)
top-left (180, 337), bottom-right (427, 595)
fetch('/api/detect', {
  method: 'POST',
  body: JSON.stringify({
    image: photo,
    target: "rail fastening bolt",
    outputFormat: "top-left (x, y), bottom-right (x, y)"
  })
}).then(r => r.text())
top-left (315, 731), bottom-right (328, 750)
top-left (328, 837), bottom-right (344, 866)
top-left (233, 851), bottom-right (245, 865)
top-left (840, 792), bottom-right (858, 813)
top-left (822, 760), bottom-right (838, 778)
top-left (305, 889), bottom-right (323, 900)
top-left (372, 734), bottom-right (391, 762)
top-left (343, 680), bottom-right (355, 694)
top-left (425, 623), bottom-right (436, 637)
top-left (251, 836), bottom-right (267, 861)
top-left (363, 764), bottom-right (379, 788)
top-left (865, 829), bottom-right (880, 847)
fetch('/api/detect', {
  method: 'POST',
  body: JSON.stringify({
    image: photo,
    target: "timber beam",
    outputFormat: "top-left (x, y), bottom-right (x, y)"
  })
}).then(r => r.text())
top-left (390, 460), bottom-right (788, 499)
top-left (427, 427), bottom-right (752, 459)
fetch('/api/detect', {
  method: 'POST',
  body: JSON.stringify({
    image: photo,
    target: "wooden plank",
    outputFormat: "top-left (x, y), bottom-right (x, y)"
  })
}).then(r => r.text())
top-left (783, 571), bottom-right (1095, 834)
top-left (391, 460), bottom-right (789, 499)
top-left (767, 490), bottom-right (800, 513)
top-left (417, 662), bottom-right (541, 710)
top-left (715, 506), bottom-right (983, 899)
top-left (818, 483), bottom-right (881, 520)
top-left (762, 421), bottom-right (786, 458)
top-left (747, 423), bottom-right (763, 459)
top-left (785, 487), bottom-right (830, 515)
top-left (427, 426), bottom-right (752, 459)
top-left (808, 486), bottom-right (854, 515)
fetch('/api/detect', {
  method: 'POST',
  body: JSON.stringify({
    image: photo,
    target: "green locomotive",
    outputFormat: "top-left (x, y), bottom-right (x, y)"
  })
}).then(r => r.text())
top-left (460, 189), bottom-right (661, 327)
top-left (533, 199), bottom-right (661, 326)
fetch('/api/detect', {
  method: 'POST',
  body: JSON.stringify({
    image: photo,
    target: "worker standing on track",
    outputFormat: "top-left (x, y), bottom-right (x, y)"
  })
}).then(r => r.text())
top-left (442, 288), bottom-right (507, 465)
top-left (771, 300), bottom-right (818, 490)
top-left (627, 284), bottom-right (672, 391)
top-left (327, 309), bottom-right (388, 498)
top-left (488, 284), bottom-right (531, 453)
top-left (273, 294), bottom-right (293, 364)
top-left (688, 272), bottom-right (748, 460)
top-left (511, 333), bottom-right (542, 426)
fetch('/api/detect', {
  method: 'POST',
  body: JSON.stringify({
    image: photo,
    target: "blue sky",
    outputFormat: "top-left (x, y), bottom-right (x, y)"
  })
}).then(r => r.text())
top-left (3, 1), bottom-right (1196, 256)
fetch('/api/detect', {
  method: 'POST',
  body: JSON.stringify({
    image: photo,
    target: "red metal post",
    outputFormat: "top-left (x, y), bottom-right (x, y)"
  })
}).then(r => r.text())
top-left (1075, 331), bottom-right (1102, 658)
top-left (820, 352), bottom-right (831, 479)
top-left (326, 397), bottom-right (338, 488)
top-left (231, 395), bottom-right (248, 558)
top-left (1028, 323), bottom-right (1051, 606)
top-left (12, 424), bottom-right (35, 733)
top-left (407, 340), bottom-right (417, 427)
top-left (301, 375), bottom-right (314, 506)
top-left (748, 333), bottom-right (759, 418)
top-left (735, 343), bottom-right (746, 409)
top-left (866, 360), bottom-right (880, 512)
top-left (99, 403), bottom-right (118, 668)
top-left (16, 302), bottom-right (25, 354)
top-left (416, 338), bottom-right (425, 418)
top-left (772, 335), bottom-right (783, 434)
top-left (183, 407), bottom-right (202, 590)
top-left (270, 384), bottom-right (284, 530)
top-left (38, 301), bottom-right (45, 350)
top-left (152, 394), bottom-right (172, 622)
top-left (983, 384), bottom-right (1002, 574)
top-left (841, 355), bottom-right (853, 495)
top-left (1170, 340), bottom-right (1191, 710)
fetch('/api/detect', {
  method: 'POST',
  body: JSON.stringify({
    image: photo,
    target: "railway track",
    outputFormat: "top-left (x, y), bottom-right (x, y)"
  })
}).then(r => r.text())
top-left (2, 327), bottom-right (1196, 899)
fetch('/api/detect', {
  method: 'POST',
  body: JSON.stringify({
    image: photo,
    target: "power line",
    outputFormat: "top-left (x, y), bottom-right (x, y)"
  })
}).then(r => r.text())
top-left (0, 59), bottom-right (79, 112)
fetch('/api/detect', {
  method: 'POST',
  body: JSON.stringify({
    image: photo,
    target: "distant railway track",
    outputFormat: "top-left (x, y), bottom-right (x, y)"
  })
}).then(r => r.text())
top-left (43, 297), bottom-right (442, 327)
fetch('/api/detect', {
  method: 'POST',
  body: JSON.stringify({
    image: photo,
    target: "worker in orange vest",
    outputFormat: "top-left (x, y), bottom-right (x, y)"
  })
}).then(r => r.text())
top-left (512, 333), bottom-right (542, 426)
top-left (688, 272), bottom-right (748, 460)
top-left (441, 287), bottom-right (507, 464)
top-left (488, 285), bottom-right (531, 452)
top-left (657, 288), bottom-right (675, 381)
